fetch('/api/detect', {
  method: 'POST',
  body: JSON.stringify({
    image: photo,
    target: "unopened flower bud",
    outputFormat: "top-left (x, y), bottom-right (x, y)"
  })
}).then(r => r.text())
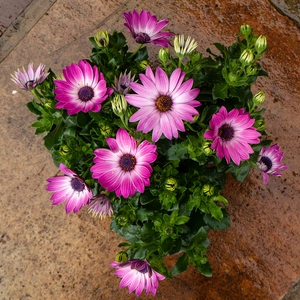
top-left (253, 91), bottom-right (265, 106)
top-left (115, 251), bottom-right (128, 263)
top-left (100, 124), bottom-right (112, 137)
top-left (94, 30), bottom-right (109, 47)
top-left (202, 184), bottom-right (214, 196)
top-left (158, 48), bottom-right (170, 63)
top-left (117, 215), bottom-right (128, 226)
top-left (228, 72), bottom-right (238, 83)
top-left (240, 49), bottom-right (254, 65)
top-left (202, 142), bottom-right (213, 155)
top-left (240, 24), bottom-right (252, 37)
top-left (111, 94), bottom-right (128, 117)
top-left (165, 178), bottom-right (177, 191)
top-left (254, 119), bottom-right (266, 131)
top-left (255, 35), bottom-right (267, 54)
top-left (59, 145), bottom-right (69, 156)
top-left (246, 65), bottom-right (257, 76)
top-left (139, 60), bottom-right (149, 70)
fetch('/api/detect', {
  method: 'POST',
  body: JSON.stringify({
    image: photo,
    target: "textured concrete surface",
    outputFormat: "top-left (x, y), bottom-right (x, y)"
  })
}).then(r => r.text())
top-left (1, 0), bottom-right (300, 299)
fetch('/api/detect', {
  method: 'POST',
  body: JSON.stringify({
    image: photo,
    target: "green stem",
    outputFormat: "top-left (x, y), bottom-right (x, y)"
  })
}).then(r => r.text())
top-left (31, 88), bottom-right (44, 103)
top-left (128, 44), bottom-right (143, 60)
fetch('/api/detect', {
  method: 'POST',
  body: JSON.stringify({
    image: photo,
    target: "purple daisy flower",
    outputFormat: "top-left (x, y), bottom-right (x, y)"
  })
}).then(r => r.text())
top-left (125, 66), bottom-right (201, 142)
top-left (257, 144), bottom-right (288, 184)
top-left (113, 71), bottom-right (136, 95)
top-left (87, 194), bottom-right (113, 219)
top-left (46, 164), bottom-right (92, 213)
top-left (54, 60), bottom-right (113, 115)
top-left (111, 259), bottom-right (165, 296)
top-left (123, 10), bottom-right (173, 47)
top-left (11, 62), bottom-right (49, 90)
top-left (203, 106), bottom-right (261, 165)
top-left (91, 128), bottom-right (157, 198)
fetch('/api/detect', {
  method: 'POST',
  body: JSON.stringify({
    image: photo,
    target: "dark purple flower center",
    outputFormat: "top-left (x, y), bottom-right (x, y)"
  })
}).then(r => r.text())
top-left (71, 177), bottom-right (85, 192)
top-left (218, 124), bottom-right (234, 141)
top-left (130, 260), bottom-right (152, 276)
top-left (259, 156), bottom-right (273, 172)
top-left (120, 83), bottom-right (129, 89)
top-left (156, 95), bottom-right (172, 112)
top-left (135, 32), bottom-right (151, 44)
top-left (120, 154), bottom-right (136, 171)
top-left (26, 80), bottom-right (34, 90)
top-left (78, 86), bottom-right (94, 102)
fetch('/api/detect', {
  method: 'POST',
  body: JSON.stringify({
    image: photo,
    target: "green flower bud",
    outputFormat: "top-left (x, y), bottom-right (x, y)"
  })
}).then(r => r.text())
top-left (117, 215), bottom-right (128, 227)
top-left (240, 24), bottom-right (252, 37)
top-left (94, 30), bottom-right (109, 47)
top-left (228, 72), bottom-right (238, 83)
top-left (115, 251), bottom-right (128, 263)
top-left (202, 142), bottom-right (213, 155)
top-left (255, 35), bottom-right (267, 53)
top-left (253, 91), bottom-right (265, 106)
top-left (240, 49), bottom-right (254, 65)
top-left (100, 124), bottom-right (112, 137)
top-left (59, 145), bottom-right (69, 156)
top-left (246, 65), bottom-right (257, 76)
top-left (202, 184), bottom-right (214, 196)
top-left (254, 119), bottom-right (266, 131)
top-left (165, 178), bottom-right (177, 191)
top-left (158, 48), bottom-right (170, 63)
top-left (111, 94), bottom-right (127, 117)
top-left (139, 60), bottom-right (149, 70)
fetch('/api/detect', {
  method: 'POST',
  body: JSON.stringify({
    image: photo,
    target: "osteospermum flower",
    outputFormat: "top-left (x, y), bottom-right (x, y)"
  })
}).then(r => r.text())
top-left (11, 62), bottom-right (49, 90)
top-left (87, 194), bottom-right (113, 219)
top-left (91, 128), bottom-right (157, 198)
top-left (111, 259), bottom-right (165, 296)
top-left (174, 34), bottom-right (198, 56)
top-left (54, 60), bottom-right (113, 115)
top-left (203, 106), bottom-right (261, 165)
top-left (123, 10), bottom-right (173, 47)
top-left (46, 164), bottom-right (92, 213)
top-left (113, 71), bottom-right (135, 95)
top-left (125, 66), bottom-right (201, 142)
top-left (257, 144), bottom-right (288, 184)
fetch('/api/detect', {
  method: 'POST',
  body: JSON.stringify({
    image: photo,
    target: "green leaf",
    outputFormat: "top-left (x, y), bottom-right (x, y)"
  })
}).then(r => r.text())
top-left (167, 144), bottom-right (187, 161)
top-left (26, 102), bottom-right (41, 115)
top-left (227, 161), bottom-right (251, 182)
top-left (208, 199), bottom-right (223, 221)
top-left (196, 261), bottom-right (212, 277)
top-left (43, 122), bottom-right (64, 150)
top-left (204, 208), bottom-right (230, 230)
top-left (212, 83), bottom-right (228, 100)
top-left (172, 253), bottom-right (189, 276)
top-left (175, 216), bottom-right (190, 225)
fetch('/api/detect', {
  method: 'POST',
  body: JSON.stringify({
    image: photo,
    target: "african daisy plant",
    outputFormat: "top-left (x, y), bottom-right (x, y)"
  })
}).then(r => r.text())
top-left (12, 9), bottom-right (287, 297)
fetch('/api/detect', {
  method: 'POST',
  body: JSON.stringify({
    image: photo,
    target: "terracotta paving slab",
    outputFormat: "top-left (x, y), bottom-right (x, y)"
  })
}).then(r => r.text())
top-left (1, 0), bottom-right (299, 299)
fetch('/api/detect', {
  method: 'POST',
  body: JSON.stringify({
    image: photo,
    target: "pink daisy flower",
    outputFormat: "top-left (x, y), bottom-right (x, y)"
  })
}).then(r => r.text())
top-left (203, 106), bottom-right (261, 165)
top-left (123, 10), bottom-right (173, 47)
top-left (91, 128), bottom-right (157, 198)
top-left (46, 164), bottom-right (92, 213)
top-left (111, 259), bottom-right (165, 296)
top-left (87, 194), bottom-right (113, 219)
top-left (54, 60), bottom-right (113, 115)
top-left (11, 62), bottom-right (49, 90)
top-left (257, 144), bottom-right (288, 184)
top-left (125, 66), bottom-right (201, 142)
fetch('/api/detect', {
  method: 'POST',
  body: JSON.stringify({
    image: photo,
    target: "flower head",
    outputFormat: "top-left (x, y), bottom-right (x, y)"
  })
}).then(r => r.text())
top-left (11, 62), bottom-right (49, 90)
top-left (54, 60), bottom-right (113, 115)
top-left (46, 164), bottom-right (92, 213)
top-left (123, 10), bottom-right (173, 47)
top-left (91, 128), bottom-right (157, 198)
top-left (113, 71), bottom-right (135, 95)
top-left (94, 30), bottom-right (109, 47)
top-left (257, 144), bottom-right (288, 184)
top-left (203, 106), bottom-right (261, 165)
top-left (111, 259), bottom-right (165, 296)
top-left (125, 66), bottom-right (201, 142)
top-left (174, 34), bottom-right (198, 56)
top-left (87, 194), bottom-right (113, 219)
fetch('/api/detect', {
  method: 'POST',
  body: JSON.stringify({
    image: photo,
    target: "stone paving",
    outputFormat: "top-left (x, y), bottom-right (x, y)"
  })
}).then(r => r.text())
top-left (1, 0), bottom-right (300, 299)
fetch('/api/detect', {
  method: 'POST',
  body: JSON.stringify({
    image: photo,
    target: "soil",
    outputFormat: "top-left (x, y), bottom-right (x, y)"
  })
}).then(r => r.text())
top-left (1, 0), bottom-right (299, 299)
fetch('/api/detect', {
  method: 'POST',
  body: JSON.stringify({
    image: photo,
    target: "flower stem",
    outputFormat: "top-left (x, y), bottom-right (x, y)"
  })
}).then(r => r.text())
top-left (128, 44), bottom-right (143, 60)
top-left (31, 88), bottom-right (44, 104)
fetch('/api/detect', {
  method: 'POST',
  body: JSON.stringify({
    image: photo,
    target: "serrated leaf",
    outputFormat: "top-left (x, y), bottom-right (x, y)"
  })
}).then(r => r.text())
top-left (212, 83), bottom-right (228, 100)
top-left (172, 253), bottom-right (188, 276)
